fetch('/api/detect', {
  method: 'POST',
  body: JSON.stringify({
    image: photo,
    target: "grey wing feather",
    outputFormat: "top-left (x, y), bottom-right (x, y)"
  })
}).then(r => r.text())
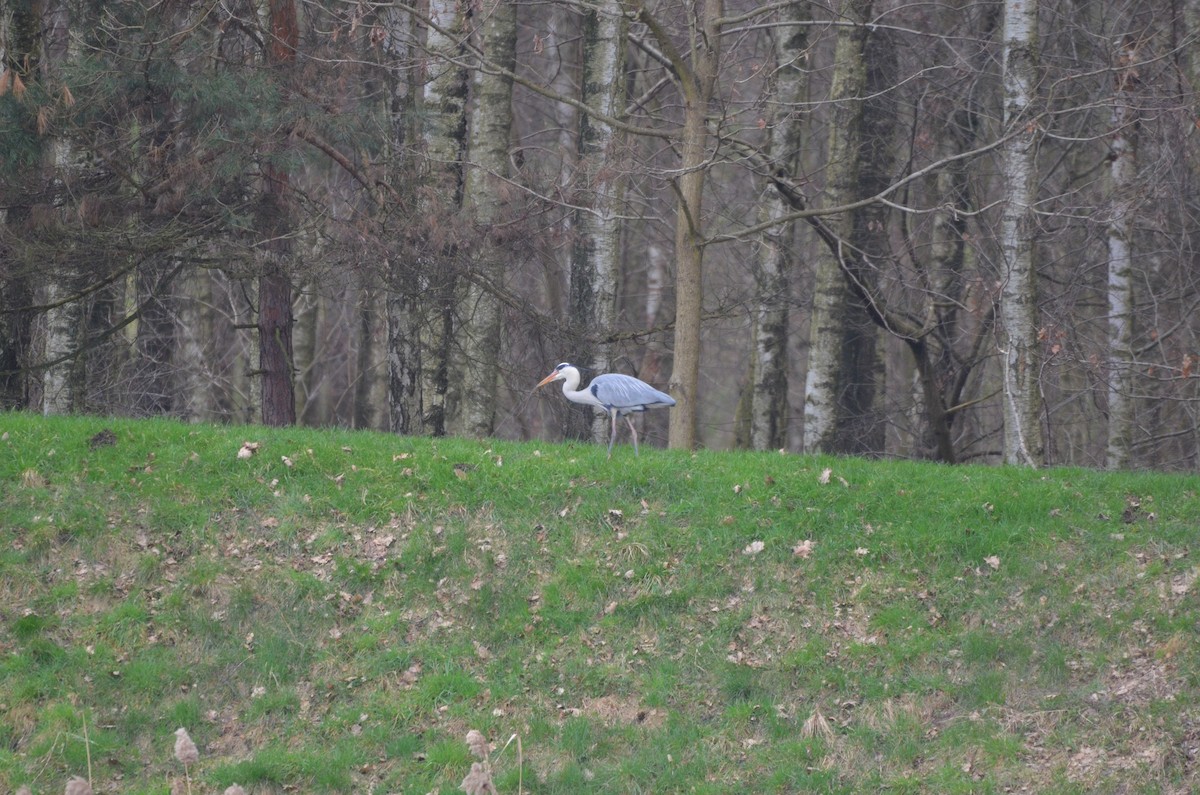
top-left (590, 373), bottom-right (676, 412)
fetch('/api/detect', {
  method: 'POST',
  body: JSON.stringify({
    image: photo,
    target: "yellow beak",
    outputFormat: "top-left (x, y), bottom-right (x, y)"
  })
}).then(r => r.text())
top-left (536, 372), bottom-right (559, 389)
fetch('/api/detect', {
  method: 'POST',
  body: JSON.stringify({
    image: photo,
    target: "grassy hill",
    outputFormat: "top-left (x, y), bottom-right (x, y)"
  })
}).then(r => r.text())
top-left (1, 413), bottom-right (1198, 794)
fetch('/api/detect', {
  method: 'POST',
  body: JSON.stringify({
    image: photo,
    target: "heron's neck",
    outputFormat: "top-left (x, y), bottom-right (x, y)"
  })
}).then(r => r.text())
top-left (561, 373), bottom-right (601, 408)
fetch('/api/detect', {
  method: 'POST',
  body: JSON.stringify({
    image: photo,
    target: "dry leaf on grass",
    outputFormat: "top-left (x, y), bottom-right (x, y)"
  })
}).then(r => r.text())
top-left (793, 539), bottom-right (816, 558)
top-left (743, 540), bottom-right (765, 556)
top-left (236, 441), bottom-right (259, 459)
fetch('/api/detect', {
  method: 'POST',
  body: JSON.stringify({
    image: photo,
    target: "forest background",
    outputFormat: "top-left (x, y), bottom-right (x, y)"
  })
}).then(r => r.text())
top-left (2, 0), bottom-right (1199, 470)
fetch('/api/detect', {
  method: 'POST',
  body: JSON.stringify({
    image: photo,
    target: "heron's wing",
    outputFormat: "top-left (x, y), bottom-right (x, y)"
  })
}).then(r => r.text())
top-left (590, 373), bottom-right (676, 411)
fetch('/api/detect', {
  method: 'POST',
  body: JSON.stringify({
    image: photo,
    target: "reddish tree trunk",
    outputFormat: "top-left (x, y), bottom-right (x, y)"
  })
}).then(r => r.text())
top-left (258, 0), bottom-right (298, 427)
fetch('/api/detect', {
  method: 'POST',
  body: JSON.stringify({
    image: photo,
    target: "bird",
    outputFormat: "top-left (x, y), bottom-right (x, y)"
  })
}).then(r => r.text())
top-left (536, 362), bottom-right (676, 457)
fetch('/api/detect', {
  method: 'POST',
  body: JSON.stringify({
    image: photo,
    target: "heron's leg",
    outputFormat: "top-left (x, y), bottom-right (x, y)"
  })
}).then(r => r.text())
top-left (607, 410), bottom-right (618, 458)
top-left (625, 415), bottom-right (639, 456)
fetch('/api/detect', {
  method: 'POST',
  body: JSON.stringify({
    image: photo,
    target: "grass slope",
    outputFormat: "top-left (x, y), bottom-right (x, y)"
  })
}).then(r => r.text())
top-left (1, 413), bottom-right (1198, 794)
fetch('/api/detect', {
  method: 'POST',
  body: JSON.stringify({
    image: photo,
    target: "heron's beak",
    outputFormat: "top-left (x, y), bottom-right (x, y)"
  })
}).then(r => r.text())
top-left (535, 372), bottom-right (559, 389)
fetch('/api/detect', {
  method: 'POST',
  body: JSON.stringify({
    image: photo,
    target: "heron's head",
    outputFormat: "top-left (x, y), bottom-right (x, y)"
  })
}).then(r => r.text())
top-left (536, 362), bottom-right (575, 388)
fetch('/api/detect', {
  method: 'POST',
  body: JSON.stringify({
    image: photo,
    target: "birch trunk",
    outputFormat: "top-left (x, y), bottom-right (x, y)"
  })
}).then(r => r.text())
top-left (1105, 38), bottom-right (1139, 470)
top-left (804, 0), bottom-right (870, 454)
top-left (998, 0), bottom-right (1044, 466)
top-left (749, 8), bottom-right (807, 451)
top-left (380, 3), bottom-right (426, 435)
top-left (41, 273), bottom-right (84, 416)
top-left (387, 0), bottom-right (467, 436)
top-left (174, 268), bottom-right (215, 422)
top-left (571, 0), bottom-right (627, 444)
top-left (459, 0), bottom-right (517, 438)
top-left (38, 0), bottom-right (83, 416)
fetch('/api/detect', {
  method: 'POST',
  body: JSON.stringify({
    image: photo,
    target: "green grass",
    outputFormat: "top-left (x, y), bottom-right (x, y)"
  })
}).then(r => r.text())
top-left (1, 412), bottom-right (1198, 793)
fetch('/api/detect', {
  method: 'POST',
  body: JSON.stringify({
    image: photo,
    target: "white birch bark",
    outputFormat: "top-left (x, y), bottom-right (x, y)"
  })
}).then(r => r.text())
top-left (997, 0), bottom-right (1044, 466)
top-left (174, 268), bottom-right (215, 422)
top-left (387, 0), bottom-right (467, 435)
top-left (750, 8), bottom-right (807, 451)
top-left (804, 0), bottom-right (868, 454)
top-left (1105, 39), bottom-right (1139, 470)
top-left (380, 4), bottom-right (425, 435)
top-left (459, 0), bottom-right (518, 438)
top-left (39, 0), bottom-right (82, 416)
top-left (572, 0), bottom-right (627, 443)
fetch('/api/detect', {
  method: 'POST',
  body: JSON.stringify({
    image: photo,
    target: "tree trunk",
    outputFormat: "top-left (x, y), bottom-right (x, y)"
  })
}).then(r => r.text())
top-left (38, 0), bottom-right (83, 416)
top-left (571, 0), bottom-right (628, 444)
top-left (749, 7), bottom-right (807, 451)
top-left (458, 0), bottom-right (518, 438)
top-left (656, 0), bottom-right (722, 451)
top-left (292, 284), bottom-right (320, 424)
top-left (998, 0), bottom-right (1044, 466)
top-left (353, 283), bottom-right (385, 430)
top-left (253, 0), bottom-right (298, 427)
top-left (41, 274), bottom-right (85, 416)
top-left (1105, 37), bottom-right (1139, 470)
top-left (387, 0), bottom-right (468, 437)
top-left (804, 0), bottom-right (871, 454)
top-left (174, 268), bottom-right (215, 422)
top-left (379, 3), bottom-right (423, 435)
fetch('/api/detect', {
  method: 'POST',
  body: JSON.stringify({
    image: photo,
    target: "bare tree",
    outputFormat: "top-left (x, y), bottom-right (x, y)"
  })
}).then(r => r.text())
top-left (997, 0), bottom-right (1044, 466)
top-left (570, 0), bottom-right (629, 444)
top-left (803, 0), bottom-right (872, 454)
top-left (459, 0), bottom-right (519, 437)
top-left (1104, 34), bottom-right (1140, 469)
top-left (747, 4), bottom-right (807, 451)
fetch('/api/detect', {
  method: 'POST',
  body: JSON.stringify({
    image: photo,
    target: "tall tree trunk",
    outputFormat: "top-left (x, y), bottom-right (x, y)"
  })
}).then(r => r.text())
top-left (458, 0), bottom-right (518, 438)
top-left (256, 0), bottom-right (298, 427)
top-left (840, 17), bottom-right (896, 455)
top-left (749, 6), bottom-right (807, 451)
top-left (998, 0), bottom-right (1044, 466)
top-left (387, 0), bottom-right (467, 436)
top-left (647, 0), bottom-right (721, 451)
top-left (38, 0), bottom-right (83, 416)
top-left (804, 0), bottom-right (870, 454)
top-left (571, 0), bottom-right (628, 444)
top-left (380, 3), bottom-right (424, 435)
top-left (1105, 36), bottom-right (1139, 469)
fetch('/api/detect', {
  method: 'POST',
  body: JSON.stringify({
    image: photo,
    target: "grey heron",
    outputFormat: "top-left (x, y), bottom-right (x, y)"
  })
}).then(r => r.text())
top-left (536, 363), bottom-right (676, 457)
